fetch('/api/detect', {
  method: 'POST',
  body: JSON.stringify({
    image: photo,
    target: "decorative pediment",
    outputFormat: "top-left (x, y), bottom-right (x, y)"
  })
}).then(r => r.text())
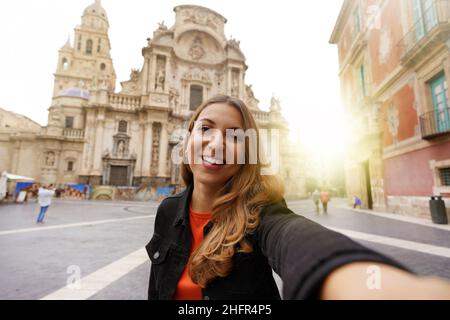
top-left (181, 67), bottom-right (212, 84)
top-left (174, 31), bottom-right (225, 64)
top-left (152, 33), bottom-right (174, 46)
top-left (227, 44), bottom-right (245, 61)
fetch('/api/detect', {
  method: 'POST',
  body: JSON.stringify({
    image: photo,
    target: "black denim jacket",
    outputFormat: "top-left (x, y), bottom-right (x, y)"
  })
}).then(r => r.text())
top-left (146, 184), bottom-right (407, 300)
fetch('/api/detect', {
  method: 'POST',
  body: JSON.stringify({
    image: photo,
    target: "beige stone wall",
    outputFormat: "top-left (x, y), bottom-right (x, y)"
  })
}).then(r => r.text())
top-left (385, 196), bottom-right (450, 221)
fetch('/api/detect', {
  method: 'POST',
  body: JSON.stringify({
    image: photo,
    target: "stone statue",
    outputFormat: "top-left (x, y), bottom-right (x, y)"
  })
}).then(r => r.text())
top-left (156, 69), bottom-right (165, 91)
top-left (117, 141), bottom-right (125, 158)
top-left (45, 152), bottom-right (55, 167)
top-left (130, 69), bottom-right (139, 82)
top-left (231, 78), bottom-right (239, 97)
top-left (102, 148), bottom-right (110, 158)
top-left (158, 20), bottom-right (168, 30)
top-left (270, 96), bottom-right (281, 112)
top-left (246, 85), bottom-right (255, 99)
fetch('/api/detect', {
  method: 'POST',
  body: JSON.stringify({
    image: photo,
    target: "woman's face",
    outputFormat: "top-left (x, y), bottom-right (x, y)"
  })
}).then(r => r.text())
top-left (187, 103), bottom-right (245, 189)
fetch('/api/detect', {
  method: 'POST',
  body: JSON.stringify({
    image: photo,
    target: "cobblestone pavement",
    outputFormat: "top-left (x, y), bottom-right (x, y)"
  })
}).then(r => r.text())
top-left (0, 197), bottom-right (449, 300)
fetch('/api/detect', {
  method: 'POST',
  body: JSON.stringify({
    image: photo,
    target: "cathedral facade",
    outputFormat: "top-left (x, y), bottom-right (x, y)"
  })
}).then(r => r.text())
top-left (0, 1), bottom-right (305, 199)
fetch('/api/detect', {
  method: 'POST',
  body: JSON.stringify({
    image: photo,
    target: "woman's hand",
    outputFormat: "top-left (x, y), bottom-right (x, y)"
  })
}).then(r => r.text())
top-left (320, 262), bottom-right (450, 300)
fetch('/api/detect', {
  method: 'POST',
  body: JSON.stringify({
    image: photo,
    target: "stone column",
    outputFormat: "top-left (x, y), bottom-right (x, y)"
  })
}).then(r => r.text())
top-left (227, 67), bottom-right (232, 95)
top-left (11, 142), bottom-right (20, 173)
top-left (164, 55), bottom-right (170, 93)
top-left (141, 58), bottom-right (149, 95)
top-left (240, 69), bottom-right (245, 100)
top-left (183, 84), bottom-right (188, 109)
top-left (92, 115), bottom-right (105, 175)
top-left (443, 57), bottom-right (450, 105)
top-left (141, 121), bottom-right (153, 177)
top-left (134, 121), bottom-right (145, 176)
top-left (158, 123), bottom-right (168, 177)
top-left (149, 54), bottom-right (157, 92)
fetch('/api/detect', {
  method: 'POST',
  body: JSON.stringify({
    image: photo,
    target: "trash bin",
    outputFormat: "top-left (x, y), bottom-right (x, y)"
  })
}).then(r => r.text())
top-left (429, 196), bottom-right (448, 225)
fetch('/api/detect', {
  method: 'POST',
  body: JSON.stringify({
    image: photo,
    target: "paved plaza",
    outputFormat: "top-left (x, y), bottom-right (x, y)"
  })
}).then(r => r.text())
top-left (1, 197), bottom-right (449, 300)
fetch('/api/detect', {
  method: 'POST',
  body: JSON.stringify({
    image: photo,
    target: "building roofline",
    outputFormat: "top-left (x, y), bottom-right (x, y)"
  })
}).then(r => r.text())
top-left (329, 0), bottom-right (352, 44)
top-left (173, 5), bottom-right (227, 23)
top-left (0, 107), bottom-right (43, 128)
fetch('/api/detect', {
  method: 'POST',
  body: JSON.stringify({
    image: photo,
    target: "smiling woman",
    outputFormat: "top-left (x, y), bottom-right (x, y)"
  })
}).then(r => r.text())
top-left (146, 95), bottom-right (450, 300)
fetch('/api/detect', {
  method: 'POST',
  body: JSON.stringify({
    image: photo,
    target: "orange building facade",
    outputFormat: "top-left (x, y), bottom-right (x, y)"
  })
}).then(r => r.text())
top-left (330, 0), bottom-right (450, 219)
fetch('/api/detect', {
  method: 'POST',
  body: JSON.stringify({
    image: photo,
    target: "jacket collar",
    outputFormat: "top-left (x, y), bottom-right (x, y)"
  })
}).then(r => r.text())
top-left (172, 183), bottom-right (194, 227)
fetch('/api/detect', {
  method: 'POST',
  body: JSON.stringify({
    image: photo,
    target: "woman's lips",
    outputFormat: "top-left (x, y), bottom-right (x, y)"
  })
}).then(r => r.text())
top-left (201, 156), bottom-right (225, 170)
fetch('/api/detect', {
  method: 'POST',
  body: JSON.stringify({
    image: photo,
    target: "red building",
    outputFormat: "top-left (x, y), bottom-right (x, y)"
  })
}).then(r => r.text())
top-left (330, 0), bottom-right (450, 219)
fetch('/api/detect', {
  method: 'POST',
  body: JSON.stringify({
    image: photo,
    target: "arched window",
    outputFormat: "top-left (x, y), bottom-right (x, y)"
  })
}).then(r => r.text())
top-left (86, 39), bottom-right (93, 55)
top-left (190, 85), bottom-right (203, 111)
top-left (100, 63), bottom-right (106, 71)
top-left (118, 120), bottom-right (127, 133)
top-left (67, 161), bottom-right (74, 172)
top-left (62, 58), bottom-right (69, 70)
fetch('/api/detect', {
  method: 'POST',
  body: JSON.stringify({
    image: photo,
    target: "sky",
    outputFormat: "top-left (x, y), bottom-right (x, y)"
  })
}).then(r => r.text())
top-left (0, 0), bottom-right (345, 158)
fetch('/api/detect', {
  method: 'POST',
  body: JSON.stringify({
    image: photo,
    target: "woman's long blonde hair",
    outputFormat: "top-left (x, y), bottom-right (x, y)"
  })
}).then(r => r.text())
top-left (182, 95), bottom-right (285, 288)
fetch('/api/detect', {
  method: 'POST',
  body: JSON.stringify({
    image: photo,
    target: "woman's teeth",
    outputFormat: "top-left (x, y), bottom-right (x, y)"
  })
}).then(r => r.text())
top-left (203, 156), bottom-right (224, 165)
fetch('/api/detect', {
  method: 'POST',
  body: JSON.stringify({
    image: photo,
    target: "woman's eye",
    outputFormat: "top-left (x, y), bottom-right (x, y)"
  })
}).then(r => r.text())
top-left (201, 126), bottom-right (210, 132)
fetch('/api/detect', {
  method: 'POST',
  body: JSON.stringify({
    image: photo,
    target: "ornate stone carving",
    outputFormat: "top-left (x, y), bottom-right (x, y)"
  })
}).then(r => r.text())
top-left (117, 140), bottom-right (125, 158)
top-left (231, 69), bottom-right (239, 97)
top-left (155, 56), bottom-right (166, 91)
top-left (182, 67), bottom-right (211, 84)
top-left (151, 123), bottom-right (161, 176)
top-left (169, 88), bottom-right (180, 109)
top-left (102, 148), bottom-right (110, 158)
top-left (45, 151), bottom-right (56, 167)
top-left (189, 36), bottom-right (206, 60)
top-left (158, 20), bottom-right (168, 31)
top-left (130, 69), bottom-right (140, 82)
top-left (182, 9), bottom-right (219, 30)
top-left (228, 37), bottom-right (240, 48)
top-left (156, 70), bottom-right (165, 91)
top-left (270, 96), bottom-right (282, 113)
top-left (245, 85), bottom-right (255, 99)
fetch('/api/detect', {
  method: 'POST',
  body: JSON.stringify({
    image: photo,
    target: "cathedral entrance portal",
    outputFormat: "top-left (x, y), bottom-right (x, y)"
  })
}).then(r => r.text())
top-left (109, 166), bottom-right (128, 186)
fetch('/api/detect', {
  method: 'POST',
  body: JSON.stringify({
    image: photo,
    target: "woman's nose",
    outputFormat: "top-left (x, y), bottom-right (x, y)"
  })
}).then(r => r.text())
top-left (203, 132), bottom-right (224, 155)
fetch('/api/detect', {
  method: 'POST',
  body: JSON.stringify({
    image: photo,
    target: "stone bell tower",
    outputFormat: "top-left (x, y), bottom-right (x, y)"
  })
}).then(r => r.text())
top-left (52, 0), bottom-right (116, 97)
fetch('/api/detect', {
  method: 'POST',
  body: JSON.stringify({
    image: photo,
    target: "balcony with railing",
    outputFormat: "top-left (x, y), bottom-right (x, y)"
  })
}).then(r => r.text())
top-left (63, 128), bottom-right (85, 140)
top-left (109, 93), bottom-right (141, 111)
top-left (420, 107), bottom-right (450, 139)
top-left (251, 110), bottom-right (270, 124)
top-left (399, 0), bottom-right (450, 65)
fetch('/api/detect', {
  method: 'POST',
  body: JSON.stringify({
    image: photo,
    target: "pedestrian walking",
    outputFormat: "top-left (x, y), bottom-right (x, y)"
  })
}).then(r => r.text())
top-left (36, 184), bottom-right (55, 224)
top-left (353, 195), bottom-right (362, 209)
top-left (320, 189), bottom-right (331, 214)
top-left (312, 189), bottom-right (321, 214)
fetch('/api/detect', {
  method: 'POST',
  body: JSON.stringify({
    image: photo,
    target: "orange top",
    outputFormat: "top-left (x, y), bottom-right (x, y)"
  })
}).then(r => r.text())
top-left (174, 206), bottom-right (213, 300)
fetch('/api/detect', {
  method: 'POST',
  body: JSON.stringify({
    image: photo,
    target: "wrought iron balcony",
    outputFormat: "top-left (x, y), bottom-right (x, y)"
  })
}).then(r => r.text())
top-left (419, 107), bottom-right (450, 139)
top-left (399, 0), bottom-right (450, 66)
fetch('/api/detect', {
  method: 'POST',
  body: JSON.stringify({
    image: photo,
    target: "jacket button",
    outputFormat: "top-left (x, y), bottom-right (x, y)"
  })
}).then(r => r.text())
top-left (153, 251), bottom-right (160, 259)
top-left (203, 296), bottom-right (210, 300)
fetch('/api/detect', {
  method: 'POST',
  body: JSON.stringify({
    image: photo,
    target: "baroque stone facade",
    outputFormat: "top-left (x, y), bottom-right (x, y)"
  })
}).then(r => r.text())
top-left (0, 1), bottom-right (305, 199)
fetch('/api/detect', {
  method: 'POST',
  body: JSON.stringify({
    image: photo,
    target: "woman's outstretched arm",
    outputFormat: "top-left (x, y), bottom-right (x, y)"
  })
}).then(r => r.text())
top-left (320, 262), bottom-right (450, 300)
top-left (257, 201), bottom-right (450, 300)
